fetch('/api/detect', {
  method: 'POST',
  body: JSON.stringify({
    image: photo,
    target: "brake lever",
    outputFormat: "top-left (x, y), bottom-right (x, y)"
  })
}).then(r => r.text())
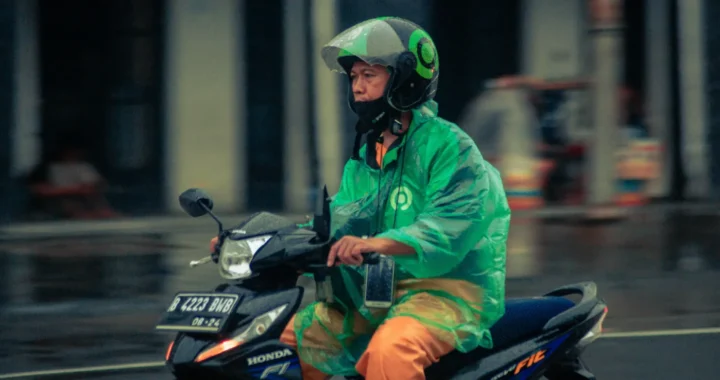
top-left (191, 231), bottom-right (226, 269)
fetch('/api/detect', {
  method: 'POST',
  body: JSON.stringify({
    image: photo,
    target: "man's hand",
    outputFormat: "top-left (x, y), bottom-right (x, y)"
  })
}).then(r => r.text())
top-left (327, 236), bottom-right (384, 267)
top-left (209, 236), bottom-right (219, 253)
top-left (327, 237), bottom-right (416, 267)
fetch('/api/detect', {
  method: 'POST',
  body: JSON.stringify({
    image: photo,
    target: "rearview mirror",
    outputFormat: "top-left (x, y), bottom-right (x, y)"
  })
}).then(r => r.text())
top-left (178, 188), bottom-right (214, 217)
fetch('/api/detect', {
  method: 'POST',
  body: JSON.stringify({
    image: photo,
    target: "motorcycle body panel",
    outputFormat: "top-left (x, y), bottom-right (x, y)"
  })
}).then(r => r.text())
top-left (167, 286), bottom-right (304, 379)
top-left (160, 202), bottom-right (606, 380)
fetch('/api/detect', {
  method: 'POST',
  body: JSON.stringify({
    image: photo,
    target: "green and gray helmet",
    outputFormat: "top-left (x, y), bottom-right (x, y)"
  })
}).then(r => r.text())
top-left (321, 17), bottom-right (439, 111)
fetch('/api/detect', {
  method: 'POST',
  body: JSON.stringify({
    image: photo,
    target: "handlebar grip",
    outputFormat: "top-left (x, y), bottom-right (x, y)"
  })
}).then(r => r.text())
top-left (362, 252), bottom-right (381, 265)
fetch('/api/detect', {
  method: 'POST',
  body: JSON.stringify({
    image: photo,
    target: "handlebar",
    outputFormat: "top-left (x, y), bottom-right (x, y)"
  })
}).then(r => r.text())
top-left (198, 230), bottom-right (383, 271)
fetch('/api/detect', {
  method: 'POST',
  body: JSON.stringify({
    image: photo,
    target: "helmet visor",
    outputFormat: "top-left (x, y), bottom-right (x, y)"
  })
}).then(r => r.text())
top-left (321, 19), bottom-right (406, 73)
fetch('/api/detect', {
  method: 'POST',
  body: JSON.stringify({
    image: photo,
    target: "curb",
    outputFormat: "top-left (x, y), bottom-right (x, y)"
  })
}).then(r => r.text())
top-left (1, 203), bottom-right (719, 241)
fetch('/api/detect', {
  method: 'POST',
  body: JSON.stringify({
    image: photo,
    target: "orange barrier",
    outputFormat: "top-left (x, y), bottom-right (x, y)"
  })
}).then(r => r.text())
top-left (503, 160), bottom-right (553, 210)
top-left (614, 139), bottom-right (662, 206)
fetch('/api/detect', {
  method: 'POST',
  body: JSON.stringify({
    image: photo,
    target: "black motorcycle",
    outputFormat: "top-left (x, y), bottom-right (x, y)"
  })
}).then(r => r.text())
top-left (156, 187), bottom-right (608, 379)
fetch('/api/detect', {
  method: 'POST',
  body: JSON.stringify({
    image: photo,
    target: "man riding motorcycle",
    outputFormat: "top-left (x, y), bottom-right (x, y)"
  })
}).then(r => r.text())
top-left (210, 17), bottom-right (510, 380)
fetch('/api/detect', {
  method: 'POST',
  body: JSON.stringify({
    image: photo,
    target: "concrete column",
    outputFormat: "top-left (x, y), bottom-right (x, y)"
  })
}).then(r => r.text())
top-left (705, 0), bottom-right (720, 198)
top-left (0, 0), bottom-right (17, 223)
top-left (310, 0), bottom-right (344, 194)
top-left (586, 0), bottom-right (624, 204)
top-left (644, 0), bottom-right (672, 198)
top-left (164, 0), bottom-right (245, 213)
top-left (283, 0), bottom-right (312, 213)
top-left (3, 0), bottom-right (34, 293)
top-left (677, 0), bottom-right (709, 199)
top-left (12, 0), bottom-right (40, 178)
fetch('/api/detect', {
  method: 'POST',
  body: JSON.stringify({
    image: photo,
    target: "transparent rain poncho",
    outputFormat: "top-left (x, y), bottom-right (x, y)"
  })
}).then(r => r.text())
top-left (294, 99), bottom-right (510, 376)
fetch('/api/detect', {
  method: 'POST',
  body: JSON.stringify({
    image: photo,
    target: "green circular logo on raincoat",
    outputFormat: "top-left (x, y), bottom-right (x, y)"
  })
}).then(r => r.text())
top-left (390, 186), bottom-right (413, 211)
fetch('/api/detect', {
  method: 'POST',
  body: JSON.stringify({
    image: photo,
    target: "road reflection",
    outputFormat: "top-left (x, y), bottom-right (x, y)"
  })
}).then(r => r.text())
top-left (0, 210), bottom-right (719, 375)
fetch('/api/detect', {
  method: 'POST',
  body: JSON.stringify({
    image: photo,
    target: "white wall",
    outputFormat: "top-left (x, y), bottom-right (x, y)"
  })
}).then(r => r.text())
top-left (521, 0), bottom-right (588, 80)
top-left (164, 0), bottom-right (246, 213)
top-left (521, 0), bottom-right (591, 141)
top-left (283, 0), bottom-right (312, 213)
top-left (311, 0), bottom-right (344, 194)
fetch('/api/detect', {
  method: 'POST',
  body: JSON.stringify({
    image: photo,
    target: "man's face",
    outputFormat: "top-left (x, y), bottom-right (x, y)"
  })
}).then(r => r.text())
top-left (349, 61), bottom-right (390, 102)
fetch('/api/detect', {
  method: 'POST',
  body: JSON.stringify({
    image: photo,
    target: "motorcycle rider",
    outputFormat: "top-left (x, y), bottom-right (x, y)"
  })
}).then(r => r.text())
top-left (210, 17), bottom-right (510, 380)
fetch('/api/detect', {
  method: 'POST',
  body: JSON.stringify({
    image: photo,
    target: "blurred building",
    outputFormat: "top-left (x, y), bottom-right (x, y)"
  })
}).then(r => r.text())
top-left (0, 0), bottom-right (713, 223)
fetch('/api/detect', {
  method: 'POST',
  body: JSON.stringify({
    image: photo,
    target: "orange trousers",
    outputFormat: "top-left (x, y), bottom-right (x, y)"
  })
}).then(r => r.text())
top-left (280, 314), bottom-right (454, 380)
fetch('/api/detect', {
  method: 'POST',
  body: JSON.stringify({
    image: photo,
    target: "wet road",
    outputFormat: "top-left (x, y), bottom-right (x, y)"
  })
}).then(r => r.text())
top-left (1, 209), bottom-right (720, 379)
top-left (13, 334), bottom-right (717, 379)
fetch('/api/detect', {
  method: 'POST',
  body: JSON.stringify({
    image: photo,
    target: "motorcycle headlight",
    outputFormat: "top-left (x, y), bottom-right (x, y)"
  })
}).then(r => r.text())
top-left (230, 303), bottom-right (288, 343)
top-left (195, 304), bottom-right (288, 363)
top-left (218, 235), bottom-right (273, 280)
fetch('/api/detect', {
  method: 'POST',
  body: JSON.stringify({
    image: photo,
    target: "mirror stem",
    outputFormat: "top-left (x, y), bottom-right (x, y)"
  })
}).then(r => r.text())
top-left (199, 203), bottom-right (223, 234)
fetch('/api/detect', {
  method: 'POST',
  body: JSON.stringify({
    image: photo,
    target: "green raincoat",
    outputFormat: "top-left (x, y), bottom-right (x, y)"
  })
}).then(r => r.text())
top-left (294, 100), bottom-right (511, 376)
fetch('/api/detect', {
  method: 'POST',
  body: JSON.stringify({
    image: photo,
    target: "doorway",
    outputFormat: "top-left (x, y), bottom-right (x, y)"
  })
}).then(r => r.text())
top-left (37, 0), bottom-right (166, 214)
top-left (431, 0), bottom-right (522, 122)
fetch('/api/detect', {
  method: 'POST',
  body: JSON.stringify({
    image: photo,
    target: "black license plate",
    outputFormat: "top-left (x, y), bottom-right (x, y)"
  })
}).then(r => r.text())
top-left (155, 293), bottom-right (240, 333)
